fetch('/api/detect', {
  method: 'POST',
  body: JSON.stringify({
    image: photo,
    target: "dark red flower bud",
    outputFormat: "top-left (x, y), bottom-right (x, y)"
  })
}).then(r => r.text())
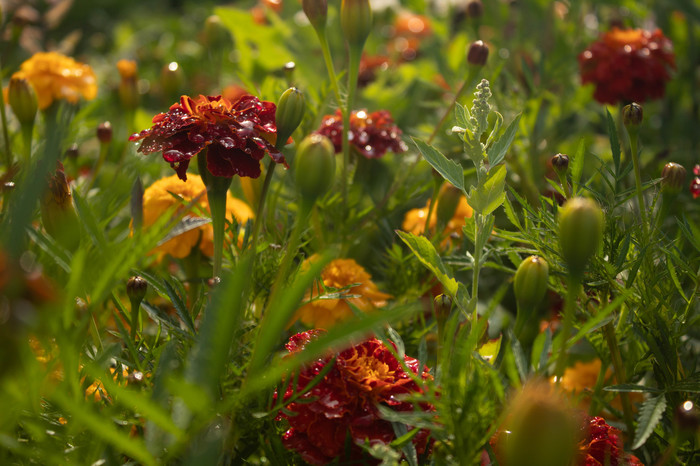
top-left (466, 0), bottom-right (484, 18)
top-left (126, 276), bottom-right (148, 303)
top-left (467, 40), bottom-right (489, 67)
top-left (302, 0), bottom-right (328, 32)
top-left (97, 121), bottom-right (112, 144)
top-left (65, 143), bottom-right (79, 159)
top-left (551, 153), bottom-right (569, 176)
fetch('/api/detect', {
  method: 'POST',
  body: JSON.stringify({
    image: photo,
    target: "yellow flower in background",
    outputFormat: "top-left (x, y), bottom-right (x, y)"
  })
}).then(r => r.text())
top-left (142, 174), bottom-right (254, 259)
top-left (402, 194), bottom-right (473, 238)
top-left (116, 59), bottom-right (138, 80)
top-left (294, 257), bottom-right (392, 328)
top-left (12, 52), bottom-right (97, 110)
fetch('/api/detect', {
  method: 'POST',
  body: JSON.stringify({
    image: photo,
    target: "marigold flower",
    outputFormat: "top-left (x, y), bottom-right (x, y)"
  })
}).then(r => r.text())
top-left (11, 51), bottom-right (97, 110)
top-left (142, 174), bottom-right (254, 259)
top-left (316, 109), bottom-right (407, 159)
top-left (130, 94), bottom-right (287, 181)
top-left (116, 59), bottom-right (137, 81)
top-left (402, 194), bottom-right (473, 240)
top-left (294, 258), bottom-right (391, 328)
top-left (277, 330), bottom-right (433, 465)
top-left (579, 417), bottom-right (644, 466)
top-left (578, 27), bottom-right (675, 105)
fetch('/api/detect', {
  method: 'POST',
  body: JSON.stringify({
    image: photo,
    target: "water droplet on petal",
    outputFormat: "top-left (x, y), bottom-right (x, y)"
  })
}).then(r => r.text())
top-left (163, 150), bottom-right (184, 161)
top-left (219, 137), bottom-right (235, 149)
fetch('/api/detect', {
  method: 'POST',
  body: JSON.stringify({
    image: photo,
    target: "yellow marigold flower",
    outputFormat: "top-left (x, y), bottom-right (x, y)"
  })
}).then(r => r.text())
top-left (402, 195), bottom-right (473, 238)
top-left (294, 257), bottom-right (392, 328)
top-left (12, 51), bottom-right (97, 110)
top-left (143, 174), bottom-right (254, 259)
top-left (85, 366), bottom-right (130, 403)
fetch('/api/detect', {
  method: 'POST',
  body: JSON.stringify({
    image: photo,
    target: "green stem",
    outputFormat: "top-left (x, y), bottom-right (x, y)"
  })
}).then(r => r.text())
top-left (21, 123), bottom-right (33, 165)
top-left (0, 56), bottom-right (12, 169)
top-left (629, 128), bottom-right (647, 234)
top-left (425, 177), bottom-right (442, 239)
top-left (602, 321), bottom-right (635, 436)
top-left (265, 201), bottom-right (312, 309)
top-left (198, 151), bottom-right (233, 278)
top-left (129, 296), bottom-right (141, 341)
top-left (316, 32), bottom-right (344, 110)
top-left (471, 214), bottom-right (482, 320)
top-left (248, 160), bottom-right (276, 256)
top-left (342, 47), bottom-right (362, 214)
top-left (556, 171), bottom-right (572, 199)
top-left (88, 143), bottom-right (109, 191)
top-left (554, 273), bottom-right (581, 381)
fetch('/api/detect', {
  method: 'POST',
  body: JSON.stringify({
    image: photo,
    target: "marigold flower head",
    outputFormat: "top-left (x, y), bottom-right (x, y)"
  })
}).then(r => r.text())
top-left (12, 51), bottom-right (97, 110)
top-left (316, 109), bottom-right (407, 159)
top-left (116, 59), bottom-right (138, 81)
top-left (402, 193), bottom-right (473, 241)
top-left (130, 94), bottom-right (287, 181)
top-left (277, 330), bottom-right (433, 465)
top-left (579, 416), bottom-right (644, 466)
top-left (294, 257), bottom-right (391, 328)
top-left (142, 174), bottom-right (254, 259)
top-left (579, 27), bottom-right (675, 105)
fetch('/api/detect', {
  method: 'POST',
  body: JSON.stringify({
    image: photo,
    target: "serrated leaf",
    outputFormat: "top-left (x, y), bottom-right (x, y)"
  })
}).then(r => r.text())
top-left (412, 137), bottom-right (465, 192)
top-left (632, 394), bottom-right (666, 450)
top-left (467, 164), bottom-right (507, 215)
top-left (396, 230), bottom-right (458, 297)
top-left (455, 103), bottom-right (469, 129)
top-left (606, 108), bottom-right (621, 175)
top-left (487, 113), bottom-right (521, 167)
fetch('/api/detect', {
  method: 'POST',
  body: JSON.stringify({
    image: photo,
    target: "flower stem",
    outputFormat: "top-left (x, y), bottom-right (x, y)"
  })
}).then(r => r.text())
top-left (198, 151), bottom-right (233, 278)
top-left (425, 176), bottom-right (442, 239)
top-left (628, 127), bottom-right (647, 235)
top-left (341, 47), bottom-right (362, 214)
top-left (316, 32), bottom-right (344, 111)
top-left (20, 124), bottom-right (33, 165)
top-left (247, 160), bottom-right (276, 257)
top-left (87, 143), bottom-right (109, 191)
top-left (554, 273), bottom-right (581, 381)
top-left (602, 320), bottom-right (635, 436)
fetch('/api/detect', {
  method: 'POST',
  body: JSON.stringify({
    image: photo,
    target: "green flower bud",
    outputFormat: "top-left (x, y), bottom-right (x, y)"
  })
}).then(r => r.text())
top-left (559, 197), bottom-right (604, 276)
top-left (8, 76), bottom-right (37, 126)
top-left (202, 15), bottom-right (230, 48)
top-left (661, 162), bottom-right (686, 195)
top-left (295, 134), bottom-right (336, 202)
top-left (276, 87), bottom-right (305, 147)
top-left (341, 0), bottom-right (372, 50)
top-left (550, 153), bottom-right (569, 176)
top-left (467, 40), bottom-right (489, 67)
top-left (623, 102), bottom-right (643, 128)
top-left (435, 184), bottom-right (462, 229)
top-left (514, 255), bottom-right (549, 310)
top-left (40, 162), bottom-right (80, 251)
top-left (433, 293), bottom-right (452, 322)
top-left (302, 0), bottom-right (328, 33)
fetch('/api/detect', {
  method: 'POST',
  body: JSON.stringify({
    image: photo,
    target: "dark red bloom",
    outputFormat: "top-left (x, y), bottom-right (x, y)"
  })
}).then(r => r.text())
top-left (579, 27), bottom-right (675, 105)
top-left (129, 94), bottom-right (287, 181)
top-left (579, 417), bottom-right (644, 466)
top-left (316, 109), bottom-right (408, 159)
top-left (277, 330), bottom-right (433, 465)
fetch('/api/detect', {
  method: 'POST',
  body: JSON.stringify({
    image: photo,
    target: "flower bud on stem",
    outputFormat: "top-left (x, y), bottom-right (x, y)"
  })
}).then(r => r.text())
top-left (8, 76), bottom-right (37, 164)
top-left (623, 102), bottom-right (647, 235)
top-left (127, 276), bottom-right (147, 341)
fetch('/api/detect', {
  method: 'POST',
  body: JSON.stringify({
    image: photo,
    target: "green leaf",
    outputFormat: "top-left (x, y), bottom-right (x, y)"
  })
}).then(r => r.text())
top-left (633, 394), bottom-right (666, 450)
top-left (467, 164), bottom-right (507, 215)
top-left (604, 384), bottom-right (664, 394)
top-left (455, 103), bottom-right (469, 129)
top-left (412, 137), bottom-right (465, 192)
top-left (606, 108), bottom-right (621, 175)
top-left (487, 113), bottom-right (521, 167)
top-left (396, 230), bottom-right (458, 297)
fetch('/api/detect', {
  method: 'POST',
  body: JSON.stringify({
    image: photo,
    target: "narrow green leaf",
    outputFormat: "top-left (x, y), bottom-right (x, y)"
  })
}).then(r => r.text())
top-left (487, 113), bottom-right (521, 167)
top-left (503, 195), bottom-right (522, 229)
top-left (606, 108), bottom-right (621, 174)
top-left (162, 278), bottom-right (195, 334)
top-left (666, 256), bottom-right (689, 303)
top-left (412, 137), bottom-right (465, 192)
top-left (72, 189), bottom-right (108, 250)
top-left (604, 384), bottom-right (664, 394)
top-left (396, 230), bottom-right (458, 297)
top-left (632, 394), bottom-right (666, 450)
top-left (468, 164), bottom-right (507, 215)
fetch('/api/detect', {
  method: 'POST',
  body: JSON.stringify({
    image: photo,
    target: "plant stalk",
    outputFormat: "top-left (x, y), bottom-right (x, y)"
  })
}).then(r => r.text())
top-left (554, 273), bottom-right (581, 381)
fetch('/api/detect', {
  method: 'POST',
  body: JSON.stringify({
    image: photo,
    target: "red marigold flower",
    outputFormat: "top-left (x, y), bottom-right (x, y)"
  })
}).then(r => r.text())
top-left (578, 27), bottom-right (675, 105)
top-left (579, 416), bottom-right (644, 466)
top-left (316, 109), bottom-right (408, 159)
top-left (277, 330), bottom-right (433, 465)
top-left (129, 94), bottom-right (287, 181)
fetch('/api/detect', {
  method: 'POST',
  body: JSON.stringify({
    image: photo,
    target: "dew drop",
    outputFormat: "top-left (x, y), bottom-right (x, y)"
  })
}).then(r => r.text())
top-left (220, 137), bottom-right (235, 149)
top-left (163, 150), bottom-right (184, 161)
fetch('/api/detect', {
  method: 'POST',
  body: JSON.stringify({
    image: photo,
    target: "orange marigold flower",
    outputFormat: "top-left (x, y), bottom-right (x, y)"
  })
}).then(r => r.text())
top-left (579, 27), bottom-right (675, 105)
top-left (402, 194), bottom-right (473, 239)
top-left (12, 51), bottom-right (97, 110)
top-left (130, 94), bottom-right (287, 181)
top-left (277, 330), bottom-right (433, 465)
top-left (294, 257), bottom-right (392, 328)
top-left (116, 59), bottom-right (138, 81)
top-left (316, 109), bottom-right (408, 159)
top-left (142, 174), bottom-right (254, 259)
